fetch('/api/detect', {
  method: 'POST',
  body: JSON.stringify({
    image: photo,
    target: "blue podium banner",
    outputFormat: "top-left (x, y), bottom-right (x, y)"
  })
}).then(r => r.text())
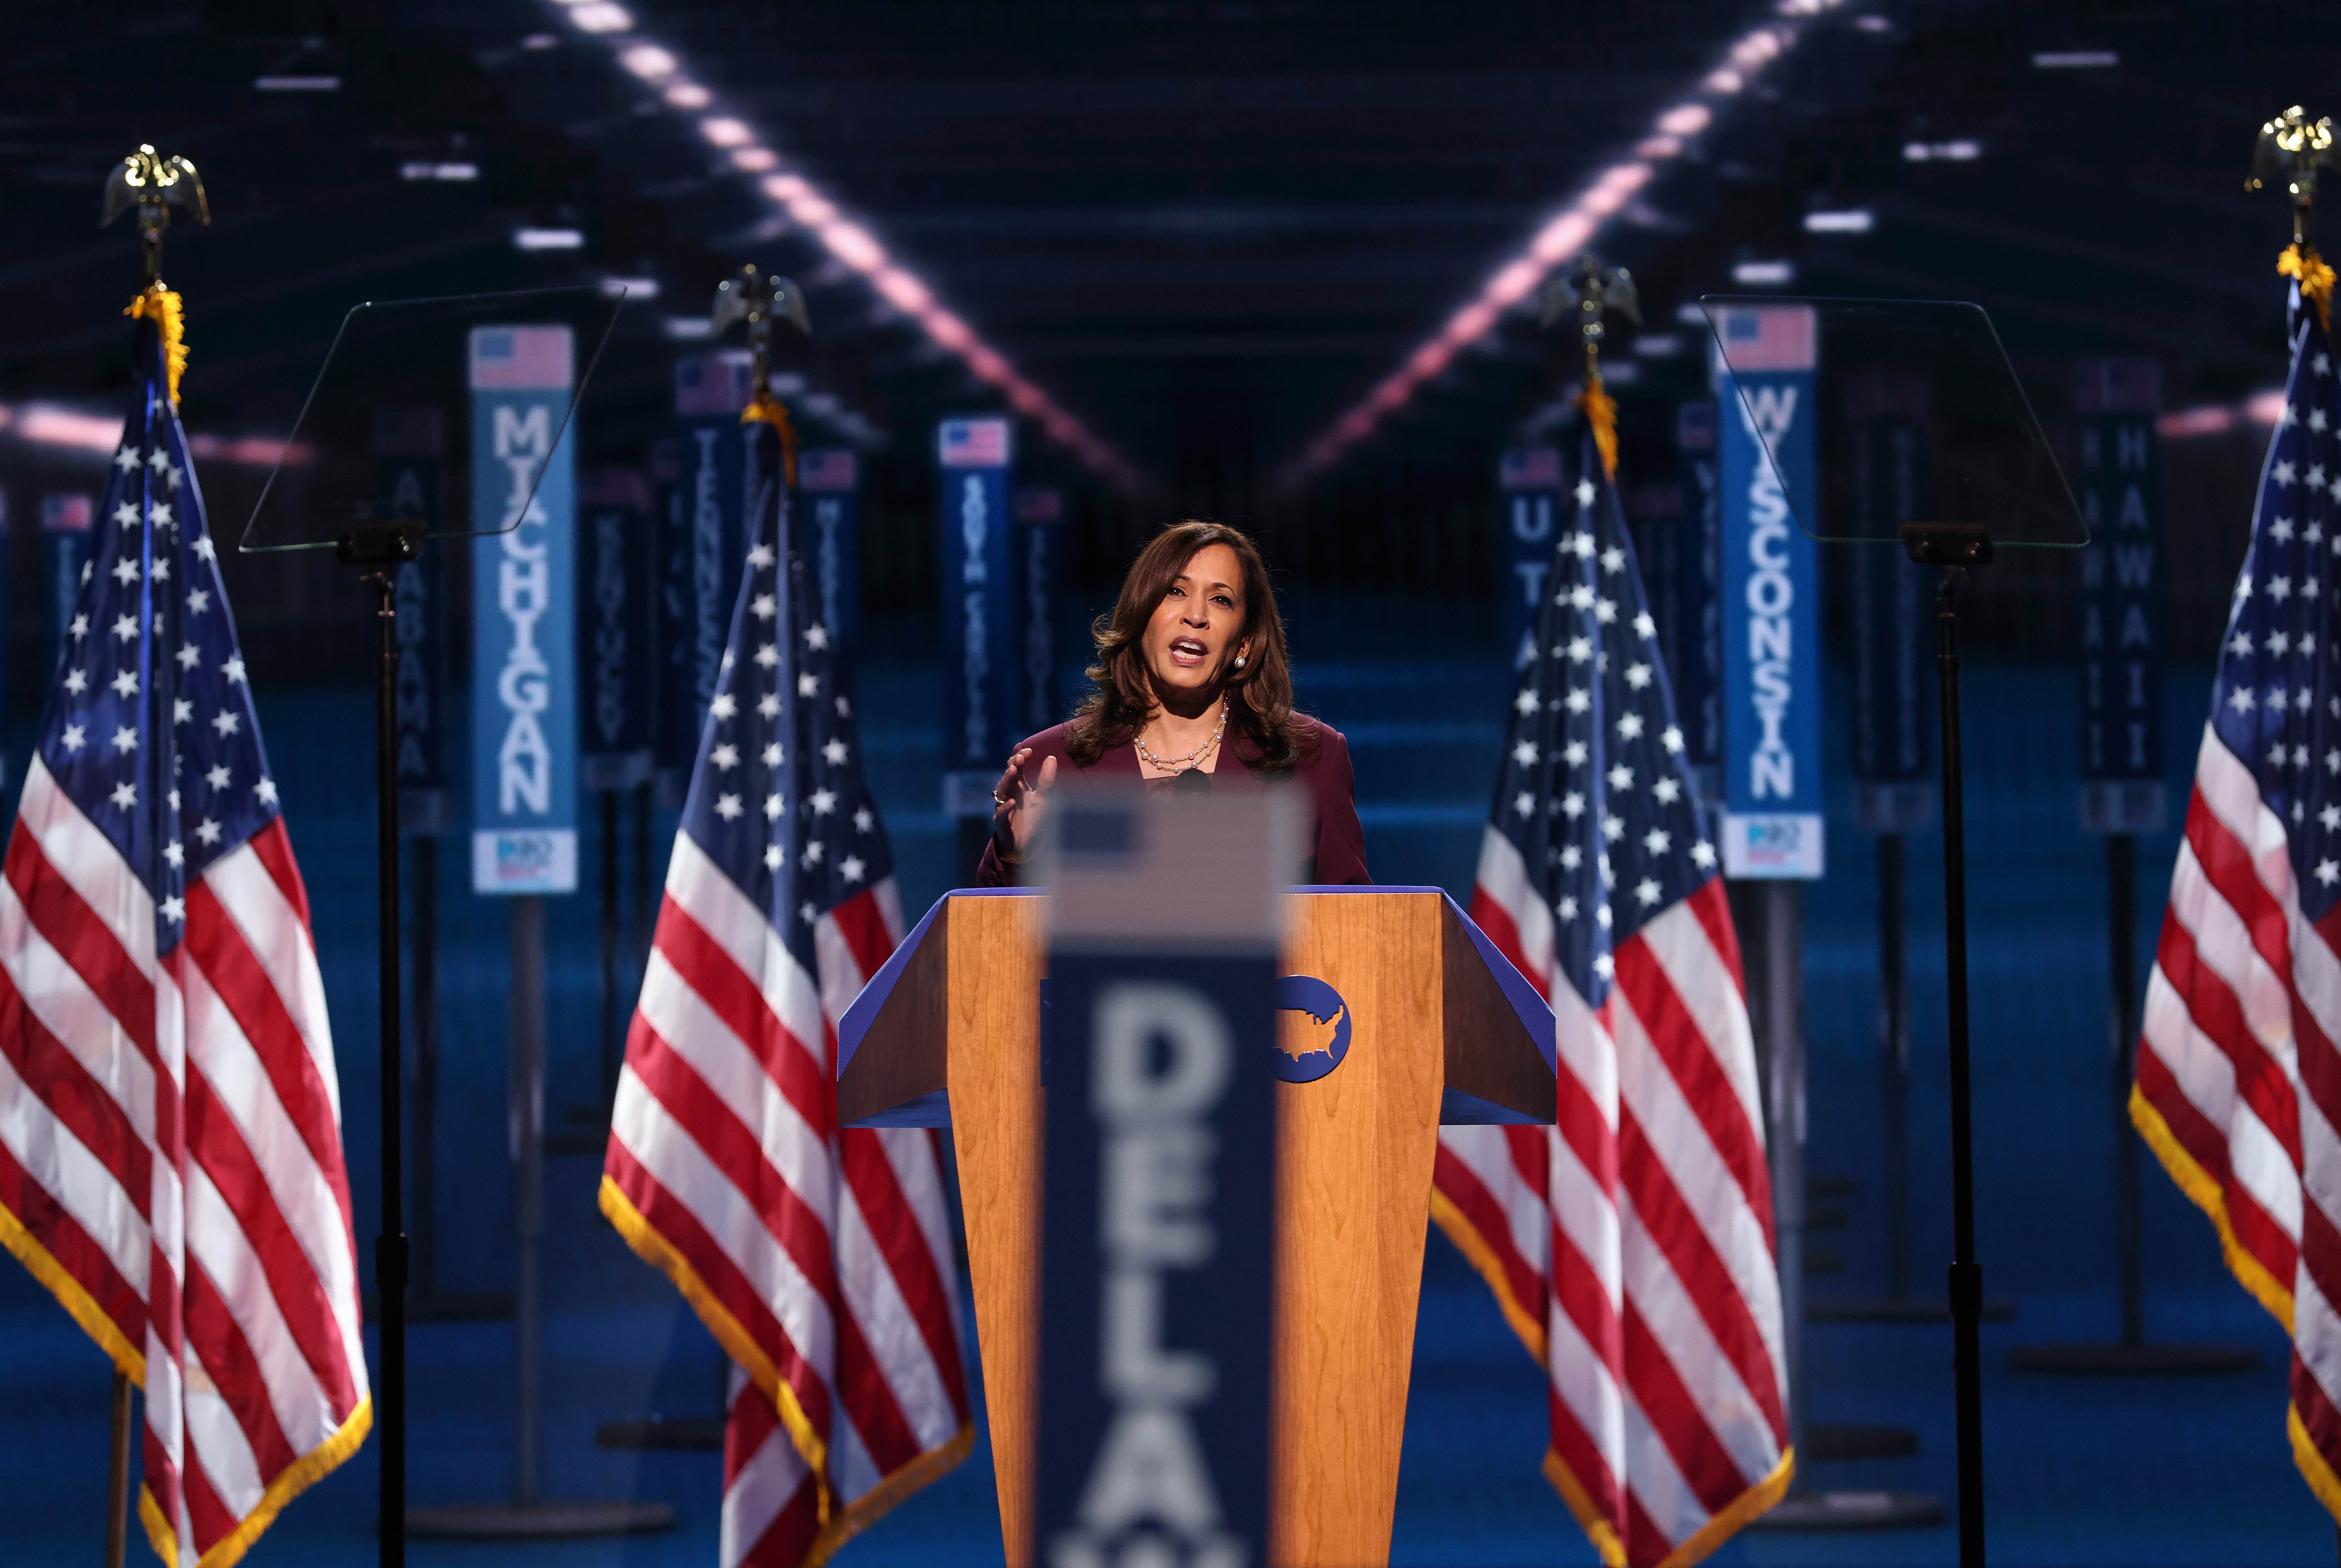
top-left (1714, 305), bottom-right (1825, 879)
top-left (1499, 447), bottom-right (1563, 673)
top-left (938, 418), bottom-right (1017, 814)
top-left (39, 494), bottom-right (93, 676)
top-left (374, 407), bottom-right (451, 835)
top-left (1035, 792), bottom-right (1282, 1568)
top-left (672, 352), bottom-right (757, 767)
top-left (2076, 358), bottom-right (2167, 833)
top-left (1018, 487), bottom-right (1064, 734)
top-left (800, 448), bottom-right (862, 660)
top-left (469, 325), bottom-right (579, 896)
top-left (580, 467), bottom-right (658, 791)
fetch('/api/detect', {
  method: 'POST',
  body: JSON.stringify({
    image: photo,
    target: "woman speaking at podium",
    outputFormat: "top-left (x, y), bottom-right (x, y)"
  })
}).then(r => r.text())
top-left (977, 519), bottom-right (1370, 887)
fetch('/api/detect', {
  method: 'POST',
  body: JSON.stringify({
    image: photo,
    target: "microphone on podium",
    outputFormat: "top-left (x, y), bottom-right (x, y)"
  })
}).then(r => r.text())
top-left (1172, 767), bottom-right (1211, 796)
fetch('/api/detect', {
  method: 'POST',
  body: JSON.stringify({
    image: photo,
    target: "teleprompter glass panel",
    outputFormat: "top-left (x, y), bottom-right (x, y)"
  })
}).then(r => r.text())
top-left (240, 286), bottom-right (622, 552)
top-left (1699, 295), bottom-right (2087, 549)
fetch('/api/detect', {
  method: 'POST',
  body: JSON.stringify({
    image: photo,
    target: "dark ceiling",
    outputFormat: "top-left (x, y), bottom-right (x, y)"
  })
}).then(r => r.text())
top-left (0, 0), bottom-right (2334, 560)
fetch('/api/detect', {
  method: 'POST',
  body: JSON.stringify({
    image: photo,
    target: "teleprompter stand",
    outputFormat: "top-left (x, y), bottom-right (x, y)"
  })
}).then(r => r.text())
top-left (334, 519), bottom-right (423, 1568)
top-left (247, 285), bottom-right (662, 1557)
top-left (1703, 293), bottom-right (2104, 1568)
top-left (337, 521), bottom-right (675, 1549)
top-left (1908, 521), bottom-right (1995, 1560)
top-left (1757, 524), bottom-right (2000, 1549)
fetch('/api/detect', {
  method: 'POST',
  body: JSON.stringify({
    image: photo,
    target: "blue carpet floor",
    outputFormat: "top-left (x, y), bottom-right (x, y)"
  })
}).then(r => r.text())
top-left (1, 593), bottom-right (2333, 1564)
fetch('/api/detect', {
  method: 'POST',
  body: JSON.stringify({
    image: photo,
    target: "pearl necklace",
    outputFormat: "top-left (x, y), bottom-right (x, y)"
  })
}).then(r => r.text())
top-left (1135, 703), bottom-right (1228, 774)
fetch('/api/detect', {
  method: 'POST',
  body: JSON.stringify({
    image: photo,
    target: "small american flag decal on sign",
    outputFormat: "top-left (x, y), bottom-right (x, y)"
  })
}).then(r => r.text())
top-left (1711, 304), bottom-right (1817, 372)
top-left (468, 324), bottom-right (576, 390)
top-left (937, 416), bottom-right (1011, 468)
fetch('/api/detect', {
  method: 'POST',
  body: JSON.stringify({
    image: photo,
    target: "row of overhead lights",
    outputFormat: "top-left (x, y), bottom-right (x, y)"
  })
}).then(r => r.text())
top-left (0, 403), bottom-right (308, 467)
top-left (1277, 0), bottom-right (1857, 489)
top-left (543, 0), bottom-right (1144, 491)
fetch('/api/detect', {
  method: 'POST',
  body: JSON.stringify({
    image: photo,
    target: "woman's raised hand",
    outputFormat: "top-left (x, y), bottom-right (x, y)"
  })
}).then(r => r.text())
top-left (992, 748), bottom-right (1059, 859)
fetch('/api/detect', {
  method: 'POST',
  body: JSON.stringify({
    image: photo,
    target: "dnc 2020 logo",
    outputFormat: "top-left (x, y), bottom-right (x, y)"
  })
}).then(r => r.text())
top-left (1273, 975), bottom-right (1351, 1084)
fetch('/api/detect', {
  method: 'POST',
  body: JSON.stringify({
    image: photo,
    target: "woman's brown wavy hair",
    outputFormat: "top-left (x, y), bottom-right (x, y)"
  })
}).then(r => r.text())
top-left (1067, 520), bottom-right (1304, 773)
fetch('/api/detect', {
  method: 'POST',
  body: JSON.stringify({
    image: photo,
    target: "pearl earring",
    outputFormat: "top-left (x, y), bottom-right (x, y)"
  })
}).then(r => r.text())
top-left (1234, 653), bottom-right (1247, 669)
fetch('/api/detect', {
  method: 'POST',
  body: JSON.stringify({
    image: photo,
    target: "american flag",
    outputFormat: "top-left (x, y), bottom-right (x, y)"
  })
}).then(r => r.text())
top-left (1431, 429), bottom-right (1790, 1566)
top-left (0, 311), bottom-right (367, 1564)
top-left (600, 419), bottom-right (971, 1566)
top-left (2134, 286), bottom-right (2341, 1516)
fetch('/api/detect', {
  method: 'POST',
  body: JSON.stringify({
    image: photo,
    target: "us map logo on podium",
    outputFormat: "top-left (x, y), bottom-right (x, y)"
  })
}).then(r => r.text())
top-left (1274, 976), bottom-right (1351, 1083)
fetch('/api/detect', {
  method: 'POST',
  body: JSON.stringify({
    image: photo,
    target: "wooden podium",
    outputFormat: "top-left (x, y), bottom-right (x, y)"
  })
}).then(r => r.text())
top-left (837, 886), bottom-right (1554, 1567)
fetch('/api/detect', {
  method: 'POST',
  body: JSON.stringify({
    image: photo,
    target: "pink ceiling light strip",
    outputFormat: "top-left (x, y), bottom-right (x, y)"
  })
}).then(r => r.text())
top-left (1278, 2), bottom-right (1843, 489)
top-left (587, 7), bottom-right (1144, 490)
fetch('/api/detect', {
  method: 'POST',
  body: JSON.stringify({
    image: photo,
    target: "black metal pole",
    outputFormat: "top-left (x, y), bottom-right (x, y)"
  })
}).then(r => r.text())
top-left (1879, 831), bottom-right (1911, 1302)
top-left (599, 789), bottom-right (622, 1108)
top-left (2108, 832), bottom-right (2142, 1348)
top-left (409, 837), bottom-right (438, 1299)
top-left (632, 780), bottom-right (655, 976)
top-left (104, 1369), bottom-right (132, 1568)
top-left (366, 563), bottom-right (407, 1568)
top-left (511, 896), bottom-right (547, 1507)
top-left (1761, 882), bottom-right (1807, 1480)
top-left (1936, 572), bottom-right (1985, 1566)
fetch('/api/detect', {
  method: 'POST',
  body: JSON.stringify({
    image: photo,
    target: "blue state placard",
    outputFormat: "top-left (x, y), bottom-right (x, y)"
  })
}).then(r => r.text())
top-left (1031, 791), bottom-right (1289, 1565)
top-left (1018, 487), bottom-right (1064, 734)
top-left (375, 407), bottom-right (449, 835)
top-left (469, 324), bottom-right (579, 895)
top-left (1715, 305), bottom-right (1825, 879)
top-left (671, 353), bottom-right (757, 771)
top-left (1846, 380), bottom-right (1937, 834)
top-left (800, 448), bottom-right (862, 661)
top-left (1499, 448), bottom-right (1563, 673)
top-left (580, 467), bottom-right (657, 791)
top-left (938, 417), bottom-right (1017, 815)
top-left (39, 494), bottom-right (94, 676)
top-left (2076, 357), bottom-right (2167, 833)
top-left (1671, 403), bottom-right (1725, 802)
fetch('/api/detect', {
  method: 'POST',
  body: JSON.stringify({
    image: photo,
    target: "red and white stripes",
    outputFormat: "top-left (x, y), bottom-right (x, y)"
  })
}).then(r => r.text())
top-left (0, 759), bottom-right (368, 1568)
top-left (603, 833), bottom-right (968, 1567)
top-left (1434, 826), bottom-right (1788, 1568)
top-left (2136, 723), bottom-right (2341, 1511)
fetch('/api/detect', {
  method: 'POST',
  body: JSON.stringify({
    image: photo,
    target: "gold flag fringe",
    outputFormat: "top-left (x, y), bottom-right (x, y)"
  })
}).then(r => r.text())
top-left (124, 282), bottom-right (189, 407)
top-left (2282, 241), bottom-right (2336, 335)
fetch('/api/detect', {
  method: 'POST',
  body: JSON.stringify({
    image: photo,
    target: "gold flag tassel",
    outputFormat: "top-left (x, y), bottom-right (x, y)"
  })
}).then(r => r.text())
top-left (742, 390), bottom-right (799, 489)
top-left (2281, 242), bottom-right (2336, 335)
top-left (1575, 372), bottom-right (1620, 482)
top-left (125, 282), bottom-right (190, 407)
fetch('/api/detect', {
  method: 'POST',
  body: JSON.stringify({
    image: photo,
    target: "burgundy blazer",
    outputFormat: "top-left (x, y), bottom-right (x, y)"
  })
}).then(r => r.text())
top-left (974, 714), bottom-right (1371, 888)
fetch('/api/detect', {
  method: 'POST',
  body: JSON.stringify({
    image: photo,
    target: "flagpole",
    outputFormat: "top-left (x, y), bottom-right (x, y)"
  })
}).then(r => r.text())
top-left (103, 1368), bottom-right (132, 1568)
